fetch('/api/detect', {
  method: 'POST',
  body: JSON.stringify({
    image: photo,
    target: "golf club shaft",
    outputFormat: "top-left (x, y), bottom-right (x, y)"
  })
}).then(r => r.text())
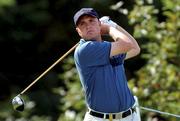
top-left (20, 43), bottom-right (79, 95)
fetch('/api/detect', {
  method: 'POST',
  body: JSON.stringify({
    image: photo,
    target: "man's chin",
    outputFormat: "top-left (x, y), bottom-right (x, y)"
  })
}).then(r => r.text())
top-left (83, 36), bottom-right (94, 41)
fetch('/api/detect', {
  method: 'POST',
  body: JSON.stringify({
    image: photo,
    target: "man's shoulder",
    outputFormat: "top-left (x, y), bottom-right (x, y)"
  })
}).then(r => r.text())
top-left (75, 39), bottom-right (111, 55)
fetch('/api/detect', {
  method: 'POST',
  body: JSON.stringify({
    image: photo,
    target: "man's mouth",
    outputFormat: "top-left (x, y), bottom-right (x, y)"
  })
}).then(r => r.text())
top-left (87, 30), bottom-right (94, 34)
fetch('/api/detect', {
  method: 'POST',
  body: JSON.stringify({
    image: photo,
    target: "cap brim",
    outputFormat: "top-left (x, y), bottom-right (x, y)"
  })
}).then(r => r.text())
top-left (75, 14), bottom-right (97, 26)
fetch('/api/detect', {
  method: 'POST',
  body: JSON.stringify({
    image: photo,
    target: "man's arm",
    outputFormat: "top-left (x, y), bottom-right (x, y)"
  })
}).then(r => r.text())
top-left (108, 26), bottom-right (134, 57)
top-left (115, 25), bottom-right (140, 59)
top-left (100, 16), bottom-right (140, 59)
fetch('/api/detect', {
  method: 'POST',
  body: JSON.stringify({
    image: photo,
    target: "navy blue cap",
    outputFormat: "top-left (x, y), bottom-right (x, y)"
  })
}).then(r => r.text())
top-left (73, 8), bottom-right (99, 26)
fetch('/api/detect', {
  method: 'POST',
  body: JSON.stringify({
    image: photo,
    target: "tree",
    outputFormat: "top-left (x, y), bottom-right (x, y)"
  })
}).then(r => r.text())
top-left (117, 0), bottom-right (180, 120)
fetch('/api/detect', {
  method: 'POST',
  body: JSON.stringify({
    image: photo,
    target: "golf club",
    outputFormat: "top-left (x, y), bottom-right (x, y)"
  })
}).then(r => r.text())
top-left (12, 43), bottom-right (79, 112)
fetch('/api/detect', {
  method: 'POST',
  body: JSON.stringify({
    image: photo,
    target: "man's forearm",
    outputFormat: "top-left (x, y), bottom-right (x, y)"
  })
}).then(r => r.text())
top-left (115, 25), bottom-right (138, 48)
top-left (100, 16), bottom-right (139, 48)
top-left (109, 26), bottom-right (131, 42)
top-left (115, 25), bottom-right (140, 59)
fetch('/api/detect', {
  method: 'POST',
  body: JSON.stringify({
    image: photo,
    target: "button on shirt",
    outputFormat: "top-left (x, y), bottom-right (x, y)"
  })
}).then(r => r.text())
top-left (74, 39), bottom-right (135, 113)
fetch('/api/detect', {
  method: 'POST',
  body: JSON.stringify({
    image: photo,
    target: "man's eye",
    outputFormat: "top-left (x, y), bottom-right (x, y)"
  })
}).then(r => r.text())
top-left (90, 19), bottom-right (95, 22)
top-left (79, 22), bottom-right (85, 26)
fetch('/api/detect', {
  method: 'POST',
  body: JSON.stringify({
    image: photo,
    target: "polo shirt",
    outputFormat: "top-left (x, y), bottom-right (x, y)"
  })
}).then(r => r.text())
top-left (74, 39), bottom-right (135, 113)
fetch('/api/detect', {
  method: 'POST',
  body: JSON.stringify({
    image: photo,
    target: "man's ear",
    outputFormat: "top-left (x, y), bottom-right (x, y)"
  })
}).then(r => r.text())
top-left (76, 27), bottom-right (82, 37)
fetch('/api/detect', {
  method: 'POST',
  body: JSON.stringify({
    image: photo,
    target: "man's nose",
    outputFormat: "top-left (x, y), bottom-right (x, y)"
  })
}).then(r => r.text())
top-left (86, 23), bottom-right (92, 29)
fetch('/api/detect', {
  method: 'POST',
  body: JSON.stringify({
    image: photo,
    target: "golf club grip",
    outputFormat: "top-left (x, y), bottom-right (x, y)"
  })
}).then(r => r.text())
top-left (20, 43), bottom-right (79, 95)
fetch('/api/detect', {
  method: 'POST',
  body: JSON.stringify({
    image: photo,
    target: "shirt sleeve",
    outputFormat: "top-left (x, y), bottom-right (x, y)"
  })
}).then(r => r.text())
top-left (78, 41), bottom-right (111, 67)
top-left (109, 53), bottom-right (126, 66)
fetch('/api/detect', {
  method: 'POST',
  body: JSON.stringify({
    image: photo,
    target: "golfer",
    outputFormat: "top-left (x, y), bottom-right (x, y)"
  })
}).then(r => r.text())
top-left (73, 8), bottom-right (140, 121)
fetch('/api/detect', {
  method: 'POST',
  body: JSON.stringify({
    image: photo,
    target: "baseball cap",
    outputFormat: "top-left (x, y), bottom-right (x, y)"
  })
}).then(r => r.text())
top-left (73, 8), bottom-right (99, 26)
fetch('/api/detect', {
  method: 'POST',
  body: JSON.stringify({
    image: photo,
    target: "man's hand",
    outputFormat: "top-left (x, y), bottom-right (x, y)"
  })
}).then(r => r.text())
top-left (100, 16), bottom-right (118, 35)
top-left (99, 16), bottom-right (117, 28)
top-left (100, 23), bottom-right (110, 35)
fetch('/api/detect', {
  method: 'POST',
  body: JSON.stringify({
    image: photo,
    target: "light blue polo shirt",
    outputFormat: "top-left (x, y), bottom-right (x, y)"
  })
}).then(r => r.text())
top-left (74, 39), bottom-right (135, 113)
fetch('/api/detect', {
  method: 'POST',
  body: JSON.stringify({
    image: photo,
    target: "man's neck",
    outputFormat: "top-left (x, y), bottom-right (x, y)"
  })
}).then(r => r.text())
top-left (82, 35), bottom-right (102, 41)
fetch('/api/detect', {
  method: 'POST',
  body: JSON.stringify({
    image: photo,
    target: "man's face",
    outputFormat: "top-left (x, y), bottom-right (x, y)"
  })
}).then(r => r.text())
top-left (76, 15), bottom-right (101, 40)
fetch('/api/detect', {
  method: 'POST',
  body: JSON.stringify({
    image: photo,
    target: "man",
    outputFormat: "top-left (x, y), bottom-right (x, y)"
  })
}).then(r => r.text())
top-left (73, 8), bottom-right (140, 121)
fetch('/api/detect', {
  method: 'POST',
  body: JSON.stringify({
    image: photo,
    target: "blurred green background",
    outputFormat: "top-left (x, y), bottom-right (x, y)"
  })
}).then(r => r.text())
top-left (0, 0), bottom-right (179, 121)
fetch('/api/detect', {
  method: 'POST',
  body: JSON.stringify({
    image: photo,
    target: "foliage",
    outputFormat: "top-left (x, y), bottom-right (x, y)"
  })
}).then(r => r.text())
top-left (123, 0), bottom-right (180, 120)
top-left (57, 57), bottom-right (86, 121)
